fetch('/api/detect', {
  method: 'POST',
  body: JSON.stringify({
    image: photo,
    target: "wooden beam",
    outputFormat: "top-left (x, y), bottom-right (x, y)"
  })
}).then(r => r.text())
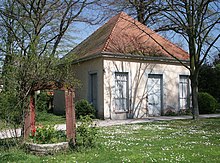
top-left (65, 90), bottom-right (76, 145)
top-left (24, 92), bottom-right (35, 139)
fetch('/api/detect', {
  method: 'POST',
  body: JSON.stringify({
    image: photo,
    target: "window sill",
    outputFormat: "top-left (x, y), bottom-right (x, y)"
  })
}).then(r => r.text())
top-left (114, 111), bottom-right (128, 114)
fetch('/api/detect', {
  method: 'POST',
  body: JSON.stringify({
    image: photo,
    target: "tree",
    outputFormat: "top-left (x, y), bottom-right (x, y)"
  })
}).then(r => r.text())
top-left (0, 0), bottom-right (98, 137)
top-left (97, 0), bottom-right (167, 28)
top-left (116, 0), bottom-right (220, 119)
top-left (95, 1), bottom-right (220, 119)
top-left (153, 0), bottom-right (220, 119)
top-left (213, 53), bottom-right (220, 66)
top-left (199, 55), bottom-right (220, 103)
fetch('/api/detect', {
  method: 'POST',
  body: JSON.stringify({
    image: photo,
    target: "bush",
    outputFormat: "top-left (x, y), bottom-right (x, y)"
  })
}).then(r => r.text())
top-left (76, 115), bottom-right (97, 148)
top-left (75, 99), bottom-right (96, 119)
top-left (164, 109), bottom-right (177, 116)
top-left (179, 109), bottom-right (192, 115)
top-left (0, 91), bottom-right (23, 127)
top-left (198, 92), bottom-right (218, 114)
top-left (36, 92), bottom-right (52, 112)
top-left (29, 125), bottom-right (66, 144)
top-left (215, 102), bottom-right (220, 113)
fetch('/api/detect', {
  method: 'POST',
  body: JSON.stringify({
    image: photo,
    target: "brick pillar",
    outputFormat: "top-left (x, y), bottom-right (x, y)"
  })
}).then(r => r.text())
top-left (24, 92), bottom-right (36, 139)
top-left (65, 89), bottom-right (76, 145)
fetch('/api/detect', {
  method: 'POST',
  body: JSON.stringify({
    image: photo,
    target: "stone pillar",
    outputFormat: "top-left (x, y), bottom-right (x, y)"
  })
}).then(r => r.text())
top-left (24, 92), bottom-right (36, 139)
top-left (65, 89), bottom-right (76, 145)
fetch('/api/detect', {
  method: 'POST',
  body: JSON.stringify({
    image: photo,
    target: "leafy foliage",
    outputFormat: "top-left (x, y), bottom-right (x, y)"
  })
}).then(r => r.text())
top-left (0, 90), bottom-right (25, 128)
top-left (199, 63), bottom-right (220, 103)
top-left (179, 109), bottom-right (192, 116)
top-left (198, 92), bottom-right (218, 114)
top-left (75, 99), bottom-right (96, 119)
top-left (0, 0), bottom-right (88, 139)
top-left (29, 125), bottom-right (66, 144)
top-left (76, 115), bottom-right (97, 148)
top-left (36, 92), bottom-right (51, 112)
top-left (164, 109), bottom-right (177, 116)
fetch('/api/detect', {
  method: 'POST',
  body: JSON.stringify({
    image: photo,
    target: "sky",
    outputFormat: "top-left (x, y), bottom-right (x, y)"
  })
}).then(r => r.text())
top-left (72, 22), bottom-right (100, 45)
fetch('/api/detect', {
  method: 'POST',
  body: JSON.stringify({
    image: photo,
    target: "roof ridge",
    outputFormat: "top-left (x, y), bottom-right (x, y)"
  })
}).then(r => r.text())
top-left (67, 12), bottom-right (189, 60)
top-left (66, 29), bottom-right (98, 57)
top-left (66, 13), bottom-right (121, 57)
top-left (144, 24), bottom-right (188, 56)
top-left (155, 32), bottom-right (188, 56)
top-left (101, 12), bottom-right (125, 52)
top-left (119, 14), bottom-right (188, 57)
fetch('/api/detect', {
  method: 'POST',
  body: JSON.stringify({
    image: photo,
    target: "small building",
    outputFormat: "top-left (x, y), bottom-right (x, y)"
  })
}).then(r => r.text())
top-left (59, 12), bottom-right (190, 120)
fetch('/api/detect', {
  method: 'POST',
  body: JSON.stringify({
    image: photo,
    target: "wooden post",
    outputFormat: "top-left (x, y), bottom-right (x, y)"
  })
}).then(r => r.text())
top-left (65, 89), bottom-right (76, 145)
top-left (24, 92), bottom-right (36, 139)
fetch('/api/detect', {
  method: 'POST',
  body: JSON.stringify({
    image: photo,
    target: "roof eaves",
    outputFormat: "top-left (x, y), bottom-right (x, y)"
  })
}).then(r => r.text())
top-left (71, 51), bottom-right (189, 65)
top-left (71, 53), bottom-right (102, 64)
top-left (101, 51), bottom-right (190, 64)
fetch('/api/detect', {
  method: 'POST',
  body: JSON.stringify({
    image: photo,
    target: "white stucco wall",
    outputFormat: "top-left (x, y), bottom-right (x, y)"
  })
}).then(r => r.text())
top-left (103, 59), bottom-right (189, 119)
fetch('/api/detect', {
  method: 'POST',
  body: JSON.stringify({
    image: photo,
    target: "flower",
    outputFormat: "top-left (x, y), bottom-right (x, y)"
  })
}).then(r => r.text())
top-left (31, 128), bottom-right (36, 136)
top-left (29, 125), bottom-right (66, 144)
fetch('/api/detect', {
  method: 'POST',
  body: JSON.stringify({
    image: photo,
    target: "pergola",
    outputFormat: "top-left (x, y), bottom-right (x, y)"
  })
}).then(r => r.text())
top-left (23, 81), bottom-right (76, 144)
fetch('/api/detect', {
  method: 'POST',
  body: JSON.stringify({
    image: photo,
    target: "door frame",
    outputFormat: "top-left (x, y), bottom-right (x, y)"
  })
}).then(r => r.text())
top-left (147, 74), bottom-right (163, 116)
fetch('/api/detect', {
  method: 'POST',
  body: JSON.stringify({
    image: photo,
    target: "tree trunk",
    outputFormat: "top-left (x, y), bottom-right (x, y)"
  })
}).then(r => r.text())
top-left (190, 73), bottom-right (200, 119)
top-left (136, 0), bottom-right (145, 24)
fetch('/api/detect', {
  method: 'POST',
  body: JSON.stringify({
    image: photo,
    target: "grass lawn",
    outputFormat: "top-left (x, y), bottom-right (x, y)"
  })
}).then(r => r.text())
top-left (0, 111), bottom-right (66, 130)
top-left (0, 118), bottom-right (220, 162)
top-left (35, 111), bottom-right (66, 126)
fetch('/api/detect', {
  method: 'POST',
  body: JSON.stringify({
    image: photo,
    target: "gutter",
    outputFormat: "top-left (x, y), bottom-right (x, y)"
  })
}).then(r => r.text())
top-left (71, 52), bottom-right (190, 65)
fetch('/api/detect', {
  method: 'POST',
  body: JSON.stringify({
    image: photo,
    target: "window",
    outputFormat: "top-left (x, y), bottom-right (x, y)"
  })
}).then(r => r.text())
top-left (179, 75), bottom-right (189, 110)
top-left (115, 72), bottom-right (128, 112)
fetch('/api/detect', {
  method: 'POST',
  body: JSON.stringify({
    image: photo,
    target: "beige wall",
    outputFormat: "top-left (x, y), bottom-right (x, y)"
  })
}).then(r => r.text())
top-left (103, 58), bottom-right (189, 119)
top-left (57, 56), bottom-right (189, 120)
top-left (53, 90), bottom-right (65, 115)
top-left (72, 58), bottom-right (104, 119)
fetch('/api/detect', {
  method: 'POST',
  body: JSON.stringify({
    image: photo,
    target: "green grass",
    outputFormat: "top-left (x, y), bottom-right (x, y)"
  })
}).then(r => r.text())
top-left (36, 111), bottom-right (66, 126)
top-left (0, 120), bottom-right (9, 130)
top-left (0, 111), bottom-right (66, 130)
top-left (1, 118), bottom-right (220, 162)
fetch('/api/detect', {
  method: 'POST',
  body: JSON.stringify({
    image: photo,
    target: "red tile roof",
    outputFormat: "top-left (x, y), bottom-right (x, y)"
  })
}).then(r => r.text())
top-left (68, 12), bottom-right (189, 60)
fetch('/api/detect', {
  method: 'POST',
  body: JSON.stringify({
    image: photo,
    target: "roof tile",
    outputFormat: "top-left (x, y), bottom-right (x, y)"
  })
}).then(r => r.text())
top-left (68, 12), bottom-right (189, 60)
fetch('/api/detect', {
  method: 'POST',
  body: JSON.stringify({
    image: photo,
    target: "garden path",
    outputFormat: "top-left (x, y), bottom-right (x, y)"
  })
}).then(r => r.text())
top-left (1, 114), bottom-right (220, 139)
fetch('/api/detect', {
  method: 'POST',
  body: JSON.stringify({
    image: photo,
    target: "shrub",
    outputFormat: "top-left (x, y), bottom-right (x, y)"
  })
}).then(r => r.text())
top-left (179, 109), bottom-right (192, 115)
top-left (217, 103), bottom-right (220, 113)
top-left (0, 91), bottom-right (23, 127)
top-left (75, 99), bottom-right (96, 119)
top-left (198, 92), bottom-right (218, 114)
top-left (29, 125), bottom-right (66, 144)
top-left (76, 115), bottom-right (97, 148)
top-left (164, 109), bottom-right (177, 116)
top-left (36, 92), bottom-right (51, 112)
